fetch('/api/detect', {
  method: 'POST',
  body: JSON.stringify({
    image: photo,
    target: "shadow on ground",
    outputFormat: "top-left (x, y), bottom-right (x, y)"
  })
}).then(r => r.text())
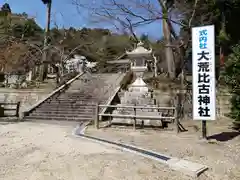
top-left (207, 131), bottom-right (240, 142)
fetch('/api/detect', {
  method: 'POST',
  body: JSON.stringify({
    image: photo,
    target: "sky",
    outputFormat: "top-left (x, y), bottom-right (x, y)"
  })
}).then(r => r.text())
top-left (1, 0), bottom-right (165, 40)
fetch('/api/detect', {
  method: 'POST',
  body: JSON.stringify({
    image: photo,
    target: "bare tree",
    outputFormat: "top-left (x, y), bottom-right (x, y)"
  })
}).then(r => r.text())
top-left (73, 0), bottom-right (164, 39)
top-left (72, 0), bottom-right (186, 78)
top-left (28, 40), bottom-right (94, 84)
top-left (72, 0), bottom-right (201, 79)
top-left (0, 39), bottom-right (42, 84)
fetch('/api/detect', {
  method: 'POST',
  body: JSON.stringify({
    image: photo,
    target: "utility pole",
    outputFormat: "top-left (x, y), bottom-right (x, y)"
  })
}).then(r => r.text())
top-left (39, 0), bottom-right (52, 81)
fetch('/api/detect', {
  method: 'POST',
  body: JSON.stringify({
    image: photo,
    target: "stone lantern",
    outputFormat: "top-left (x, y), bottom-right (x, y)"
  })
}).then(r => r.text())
top-left (126, 41), bottom-right (152, 94)
top-left (111, 41), bottom-right (161, 126)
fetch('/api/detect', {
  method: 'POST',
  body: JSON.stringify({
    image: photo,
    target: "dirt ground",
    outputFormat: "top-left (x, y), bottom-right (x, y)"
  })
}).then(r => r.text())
top-left (0, 121), bottom-right (194, 180)
top-left (85, 118), bottom-right (240, 180)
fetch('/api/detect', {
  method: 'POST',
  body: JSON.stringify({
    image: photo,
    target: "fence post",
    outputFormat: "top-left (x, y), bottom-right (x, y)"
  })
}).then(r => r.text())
top-left (133, 104), bottom-right (136, 130)
top-left (175, 93), bottom-right (180, 133)
top-left (175, 107), bottom-right (179, 133)
top-left (95, 102), bottom-right (99, 129)
top-left (202, 120), bottom-right (207, 139)
top-left (16, 101), bottom-right (20, 118)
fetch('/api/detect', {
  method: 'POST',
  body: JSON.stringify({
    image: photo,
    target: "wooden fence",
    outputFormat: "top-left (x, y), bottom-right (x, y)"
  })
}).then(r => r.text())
top-left (0, 102), bottom-right (20, 118)
top-left (95, 104), bottom-right (180, 132)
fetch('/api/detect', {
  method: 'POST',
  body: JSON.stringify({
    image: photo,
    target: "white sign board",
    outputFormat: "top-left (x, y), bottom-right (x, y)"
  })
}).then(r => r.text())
top-left (192, 25), bottom-right (216, 120)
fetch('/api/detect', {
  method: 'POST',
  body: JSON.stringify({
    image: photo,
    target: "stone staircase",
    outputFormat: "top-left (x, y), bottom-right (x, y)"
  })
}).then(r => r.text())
top-left (23, 73), bottom-right (124, 122)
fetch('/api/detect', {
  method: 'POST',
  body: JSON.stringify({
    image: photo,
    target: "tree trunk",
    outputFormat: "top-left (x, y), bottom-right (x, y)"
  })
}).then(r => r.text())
top-left (163, 18), bottom-right (175, 79)
top-left (220, 12), bottom-right (226, 67)
top-left (154, 55), bottom-right (157, 77)
top-left (39, 2), bottom-right (51, 82)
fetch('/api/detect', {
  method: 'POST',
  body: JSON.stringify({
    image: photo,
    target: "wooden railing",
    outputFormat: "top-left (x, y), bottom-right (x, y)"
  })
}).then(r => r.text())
top-left (94, 104), bottom-right (178, 131)
top-left (0, 102), bottom-right (20, 118)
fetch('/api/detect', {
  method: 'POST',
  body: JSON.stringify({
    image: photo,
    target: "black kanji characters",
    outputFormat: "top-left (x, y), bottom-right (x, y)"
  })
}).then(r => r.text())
top-left (195, 28), bottom-right (213, 118)
top-left (198, 62), bottom-right (210, 72)
top-left (198, 73), bottom-right (210, 83)
top-left (198, 95), bottom-right (210, 106)
top-left (197, 51), bottom-right (209, 61)
top-left (198, 84), bottom-right (210, 94)
top-left (198, 106), bottom-right (210, 117)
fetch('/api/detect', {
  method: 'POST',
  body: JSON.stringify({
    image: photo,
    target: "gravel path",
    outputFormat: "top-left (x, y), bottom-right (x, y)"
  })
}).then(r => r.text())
top-left (0, 121), bottom-right (189, 180)
top-left (85, 119), bottom-right (240, 180)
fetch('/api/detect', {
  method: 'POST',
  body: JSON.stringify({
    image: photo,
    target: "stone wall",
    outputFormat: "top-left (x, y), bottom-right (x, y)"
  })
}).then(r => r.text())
top-left (217, 88), bottom-right (231, 117)
top-left (0, 88), bottom-right (53, 117)
top-left (154, 83), bottom-right (232, 119)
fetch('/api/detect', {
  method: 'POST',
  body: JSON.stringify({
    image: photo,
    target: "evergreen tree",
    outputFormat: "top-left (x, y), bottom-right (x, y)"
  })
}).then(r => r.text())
top-left (41, 0), bottom-right (52, 4)
top-left (1, 3), bottom-right (11, 13)
top-left (222, 44), bottom-right (240, 130)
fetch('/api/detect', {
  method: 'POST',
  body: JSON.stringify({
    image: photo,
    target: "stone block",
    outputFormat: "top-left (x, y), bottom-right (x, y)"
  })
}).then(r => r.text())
top-left (167, 158), bottom-right (208, 177)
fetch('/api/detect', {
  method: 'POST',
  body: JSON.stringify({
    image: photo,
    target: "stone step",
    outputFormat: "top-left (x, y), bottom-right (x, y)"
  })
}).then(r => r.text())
top-left (49, 100), bottom-right (97, 104)
top-left (23, 73), bottom-right (121, 121)
top-left (53, 97), bottom-right (98, 101)
top-left (53, 99), bottom-right (98, 102)
top-left (58, 95), bottom-right (101, 99)
top-left (27, 112), bottom-right (94, 117)
top-left (37, 104), bottom-right (96, 110)
top-left (42, 101), bottom-right (97, 105)
top-left (34, 108), bottom-right (95, 114)
top-left (58, 93), bottom-right (96, 96)
top-left (34, 109), bottom-right (95, 114)
top-left (56, 97), bottom-right (97, 100)
top-left (24, 115), bottom-right (93, 121)
top-left (30, 112), bottom-right (94, 118)
top-left (57, 94), bottom-right (97, 97)
top-left (61, 91), bottom-right (95, 94)
top-left (44, 102), bottom-right (97, 106)
top-left (54, 96), bottom-right (96, 99)
top-left (58, 92), bottom-right (88, 95)
top-left (39, 104), bottom-right (96, 109)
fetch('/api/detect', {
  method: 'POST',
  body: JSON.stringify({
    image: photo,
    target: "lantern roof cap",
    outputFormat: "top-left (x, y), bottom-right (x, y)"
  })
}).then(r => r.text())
top-left (126, 41), bottom-right (152, 55)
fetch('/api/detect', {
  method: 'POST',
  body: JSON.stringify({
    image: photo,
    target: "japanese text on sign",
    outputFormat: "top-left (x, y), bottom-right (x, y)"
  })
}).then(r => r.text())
top-left (192, 25), bottom-right (216, 120)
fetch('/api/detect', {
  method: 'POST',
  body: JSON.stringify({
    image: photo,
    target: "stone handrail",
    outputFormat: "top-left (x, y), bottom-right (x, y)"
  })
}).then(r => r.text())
top-left (99, 73), bottom-right (127, 117)
top-left (23, 72), bottom-right (84, 117)
top-left (100, 86), bottom-right (121, 114)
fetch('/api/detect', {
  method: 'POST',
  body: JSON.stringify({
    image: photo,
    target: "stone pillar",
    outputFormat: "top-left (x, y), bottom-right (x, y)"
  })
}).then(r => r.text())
top-left (27, 70), bottom-right (32, 81)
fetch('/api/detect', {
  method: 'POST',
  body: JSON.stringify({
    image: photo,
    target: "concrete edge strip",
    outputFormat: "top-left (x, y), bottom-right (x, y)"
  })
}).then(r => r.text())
top-left (72, 125), bottom-right (208, 178)
top-left (23, 72), bottom-right (84, 116)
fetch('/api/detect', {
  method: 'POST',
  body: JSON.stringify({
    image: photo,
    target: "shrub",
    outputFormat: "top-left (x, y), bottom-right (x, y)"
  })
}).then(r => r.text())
top-left (222, 44), bottom-right (240, 130)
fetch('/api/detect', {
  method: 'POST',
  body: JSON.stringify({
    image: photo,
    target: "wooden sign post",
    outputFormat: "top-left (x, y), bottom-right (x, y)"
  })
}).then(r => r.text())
top-left (192, 25), bottom-right (216, 139)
